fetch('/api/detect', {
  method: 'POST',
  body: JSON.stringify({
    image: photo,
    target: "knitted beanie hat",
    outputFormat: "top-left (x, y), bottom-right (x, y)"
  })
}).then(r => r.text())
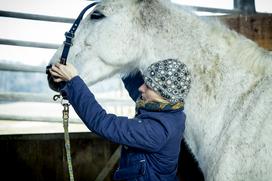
top-left (143, 59), bottom-right (191, 104)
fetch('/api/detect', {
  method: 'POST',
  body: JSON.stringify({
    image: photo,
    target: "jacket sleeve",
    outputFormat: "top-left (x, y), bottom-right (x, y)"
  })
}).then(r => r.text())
top-left (61, 76), bottom-right (167, 152)
top-left (121, 70), bottom-right (144, 102)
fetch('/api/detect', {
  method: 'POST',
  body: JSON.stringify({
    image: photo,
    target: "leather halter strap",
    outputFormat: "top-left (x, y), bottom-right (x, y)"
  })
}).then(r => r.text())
top-left (60, 1), bottom-right (99, 65)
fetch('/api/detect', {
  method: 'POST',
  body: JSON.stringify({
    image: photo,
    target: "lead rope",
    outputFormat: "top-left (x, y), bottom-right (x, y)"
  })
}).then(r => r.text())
top-left (54, 95), bottom-right (74, 181)
top-left (48, 2), bottom-right (99, 180)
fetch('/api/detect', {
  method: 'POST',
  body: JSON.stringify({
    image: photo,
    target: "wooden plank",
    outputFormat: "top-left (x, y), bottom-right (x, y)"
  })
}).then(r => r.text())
top-left (94, 145), bottom-right (121, 181)
top-left (220, 14), bottom-right (272, 50)
top-left (0, 132), bottom-right (118, 180)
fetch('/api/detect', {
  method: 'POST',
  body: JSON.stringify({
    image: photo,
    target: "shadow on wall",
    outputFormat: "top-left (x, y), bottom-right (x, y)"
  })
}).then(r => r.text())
top-left (178, 139), bottom-right (205, 181)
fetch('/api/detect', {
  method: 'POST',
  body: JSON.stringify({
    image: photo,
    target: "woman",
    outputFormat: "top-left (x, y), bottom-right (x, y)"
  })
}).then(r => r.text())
top-left (49, 59), bottom-right (191, 181)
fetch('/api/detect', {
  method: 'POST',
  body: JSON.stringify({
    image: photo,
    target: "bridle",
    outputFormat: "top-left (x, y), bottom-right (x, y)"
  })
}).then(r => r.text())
top-left (46, 1), bottom-right (104, 92)
top-left (60, 1), bottom-right (99, 65)
top-left (45, 2), bottom-right (104, 181)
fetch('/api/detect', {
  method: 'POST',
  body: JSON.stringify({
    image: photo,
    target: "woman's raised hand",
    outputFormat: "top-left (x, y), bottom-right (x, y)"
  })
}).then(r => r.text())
top-left (49, 63), bottom-right (78, 82)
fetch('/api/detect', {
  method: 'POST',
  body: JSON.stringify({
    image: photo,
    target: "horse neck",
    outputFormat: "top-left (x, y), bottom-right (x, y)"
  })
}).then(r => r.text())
top-left (182, 15), bottom-right (272, 160)
top-left (176, 13), bottom-right (272, 102)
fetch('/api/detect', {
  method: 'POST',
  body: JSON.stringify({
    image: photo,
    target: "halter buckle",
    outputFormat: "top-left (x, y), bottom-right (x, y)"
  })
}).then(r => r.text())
top-left (65, 32), bottom-right (74, 39)
top-left (63, 41), bottom-right (73, 46)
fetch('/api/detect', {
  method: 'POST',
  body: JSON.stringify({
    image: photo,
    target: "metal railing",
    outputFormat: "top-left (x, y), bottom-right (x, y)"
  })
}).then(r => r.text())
top-left (0, 61), bottom-right (45, 73)
top-left (0, 38), bottom-right (60, 49)
top-left (0, 1), bottom-right (257, 122)
top-left (0, 91), bottom-right (134, 104)
top-left (178, 5), bottom-right (240, 14)
top-left (0, 2), bottom-right (247, 51)
top-left (0, 10), bottom-right (75, 23)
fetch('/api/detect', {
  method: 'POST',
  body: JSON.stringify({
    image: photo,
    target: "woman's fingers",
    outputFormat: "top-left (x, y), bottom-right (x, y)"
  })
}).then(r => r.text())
top-left (51, 64), bottom-right (67, 78)
top-left (50, 63), bottom-right (78, 81)
top-left (49, 69), bottom-right (63, 78)
top-left (51, 64), bottom-right (61, 72)
top-left (53, 77), bottom-right (64, 83)
top-left (49, 69), bottom-right (65, 82)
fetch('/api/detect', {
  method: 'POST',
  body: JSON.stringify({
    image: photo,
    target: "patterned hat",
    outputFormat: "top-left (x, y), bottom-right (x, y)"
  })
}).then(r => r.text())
top-left (143, 59), bottom-right (191, 104)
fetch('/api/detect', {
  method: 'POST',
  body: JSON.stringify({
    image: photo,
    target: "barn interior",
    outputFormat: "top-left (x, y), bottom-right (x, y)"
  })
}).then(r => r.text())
top-left (0, 0), bottom-right (271, 180)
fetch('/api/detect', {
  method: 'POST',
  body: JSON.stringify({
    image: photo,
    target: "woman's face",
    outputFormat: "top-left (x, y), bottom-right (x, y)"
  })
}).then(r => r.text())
top-left (138, 84), bottom-right (166, 102)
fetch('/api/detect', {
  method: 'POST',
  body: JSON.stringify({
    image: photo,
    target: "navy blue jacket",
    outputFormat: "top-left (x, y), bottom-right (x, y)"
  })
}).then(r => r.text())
top-left (61, 72), bottom-right (186, 181)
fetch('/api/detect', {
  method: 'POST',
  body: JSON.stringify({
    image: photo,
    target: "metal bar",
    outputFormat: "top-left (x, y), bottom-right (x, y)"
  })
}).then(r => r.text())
top-left (0, 38), bottom-right (60, 49)
top-left (182, 5), bottom-right (241, 14)
top-left (0, 114), bottom-right (81, 123)
top-left (95, 145), bottom-right (122, 181)
top-left (0, 92), bottom-right (134, 105)
top-left (0, 7), bottom-right (240, 26)
top-left (0, 62), bottom-right (45, 73)
top-left (0, 10), bottom-right (75, 23)
top-left (0, 92), bottom-right (56, 103)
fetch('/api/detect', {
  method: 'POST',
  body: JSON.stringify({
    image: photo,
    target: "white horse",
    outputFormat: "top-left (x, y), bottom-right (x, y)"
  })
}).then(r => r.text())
top-left (49, 0), bottom-right (272, 180)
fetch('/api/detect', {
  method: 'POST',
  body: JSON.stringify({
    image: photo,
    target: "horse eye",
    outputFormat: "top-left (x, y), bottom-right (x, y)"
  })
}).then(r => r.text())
top-left (90, 10), bottom-right (106, 20)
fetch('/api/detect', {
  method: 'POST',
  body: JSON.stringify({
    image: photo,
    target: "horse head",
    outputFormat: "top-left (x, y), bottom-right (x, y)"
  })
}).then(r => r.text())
top-left (47, 0), bottom-right (202, 88)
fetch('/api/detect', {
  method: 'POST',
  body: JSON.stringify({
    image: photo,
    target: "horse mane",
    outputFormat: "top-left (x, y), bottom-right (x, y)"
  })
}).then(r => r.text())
top-left (133, 0), bottom-right (272, 76)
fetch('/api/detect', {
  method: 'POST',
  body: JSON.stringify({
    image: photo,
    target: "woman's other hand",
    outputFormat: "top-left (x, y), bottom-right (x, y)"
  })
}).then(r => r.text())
top-left (49, 63), bottom-right (78, 82)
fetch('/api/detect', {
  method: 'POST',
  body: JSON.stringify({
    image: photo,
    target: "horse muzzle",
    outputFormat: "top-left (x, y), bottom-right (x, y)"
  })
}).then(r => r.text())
top-left (45, 2), bottom-right (100, 92)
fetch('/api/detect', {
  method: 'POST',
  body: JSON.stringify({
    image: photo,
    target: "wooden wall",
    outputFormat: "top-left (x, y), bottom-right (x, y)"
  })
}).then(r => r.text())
top-left (0, 133), bottom-right (118, 181)
top-left (221, 14), bottom-right (272, 50)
